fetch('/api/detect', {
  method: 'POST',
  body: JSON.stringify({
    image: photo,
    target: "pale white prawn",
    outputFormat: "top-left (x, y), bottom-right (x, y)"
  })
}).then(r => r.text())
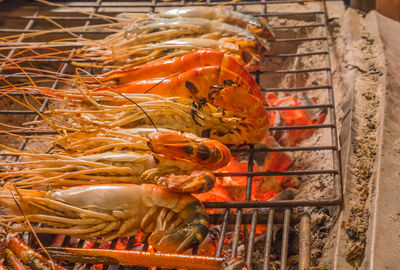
top-left (0, 184), bottom-right (209, 253)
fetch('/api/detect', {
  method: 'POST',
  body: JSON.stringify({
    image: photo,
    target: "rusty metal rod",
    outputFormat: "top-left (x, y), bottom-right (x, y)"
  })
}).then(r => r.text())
top-left (263, 209), bottom-right (274, 270)
top-left (245, 145), bottom-right (255, 201)
top-left (246, 211), bottom-right (258, 267)
top-left (264, 51), bottom-right (329, 57)
top-left (26, 0), bottom-right (307, 8)
top-left (231, 209), bottom-right (242, 258)
top-left (263, 85), bottom-right (331, 92)
top-left (215, 209), bottom-right (229, 257)
top-left (6, 126), bottom-right (337, 135)
top-left (44, 247), bottom-right (226, 270)
top-left (280, 209), bottom-right (291, 270)
top-left (0, 103), bottom-right (333, 115)
top-left (299, 213), bottom-right (311, 270)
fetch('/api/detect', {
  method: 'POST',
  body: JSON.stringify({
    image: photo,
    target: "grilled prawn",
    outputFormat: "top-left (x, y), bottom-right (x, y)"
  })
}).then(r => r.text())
top-left (91, 50), bottom-right (269, 144)
top-left (79, 38), bottom-right (261, 70)
top-left (52, 128), bottom-right (231, 170)
top-left (76, 6), bottom-right (274, 70)
top-left (158, 6), bottom-right (275, 42)
top-left (0, 184), bottom-right (209, 253)
top-left (96, 49), bottom-right (263, 103)
top-left (14, 90), bottom-right (253, 144)
top-left (1, 128), bottom-right (231, 192)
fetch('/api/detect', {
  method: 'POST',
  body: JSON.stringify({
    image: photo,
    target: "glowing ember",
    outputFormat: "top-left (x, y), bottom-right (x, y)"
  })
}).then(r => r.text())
top-left (195, 149), bottom-right (293, 205)
top-left (267, 92), bottom-right (327, 146)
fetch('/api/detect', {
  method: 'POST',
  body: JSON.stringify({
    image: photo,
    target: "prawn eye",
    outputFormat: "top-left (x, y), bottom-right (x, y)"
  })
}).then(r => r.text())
top-left (184, 145), bottom-right (194, 155)
top-left (185, 81), bottom-right (199, 94)
top-left (223, 79), bottom-right (234, 86)
top-left (201, 129), bottom-right (211, 138)
top-left (197, 144), bottom-right (210, 161)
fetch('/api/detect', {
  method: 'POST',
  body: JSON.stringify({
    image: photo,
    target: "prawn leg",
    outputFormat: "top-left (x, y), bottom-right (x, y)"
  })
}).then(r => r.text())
top-left (4, 249), bottom-right (27, 270)
top-left (142, 166), bottom-right (215, 193)
top-left (8, 237), bottom-right (66, 270)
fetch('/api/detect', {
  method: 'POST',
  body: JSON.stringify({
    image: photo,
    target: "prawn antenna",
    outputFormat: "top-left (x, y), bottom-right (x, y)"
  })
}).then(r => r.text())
top-left (10, 186), bottom-right (56, 270)
top-left (143, 72), bottom-right (180, 94)
top-left (113, 91), bottom-right (159, 132)
top-left (36, 0), bottom-right (117, 22)
top-left (73, 67), bottom-right (160, 132)
top-left (217, 0), bottom-right (242, 7)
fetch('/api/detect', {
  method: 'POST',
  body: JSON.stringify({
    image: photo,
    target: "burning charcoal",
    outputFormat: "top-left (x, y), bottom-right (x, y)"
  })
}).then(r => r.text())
top-left (281, 177), bottom-right (300, 189)
top-left (271, 227), bottom-right (299, 257)
top-left (224, 259), bottom-right (248, 270)
top-left (266, 92), bottom-right (327, 146)
top-left (273, 187), bottom-right (297, 200)
top-left (295, 93), bottom-right (328, 123)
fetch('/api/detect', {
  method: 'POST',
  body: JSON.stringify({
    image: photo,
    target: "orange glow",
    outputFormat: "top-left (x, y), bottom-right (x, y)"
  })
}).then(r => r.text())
top-left (195, 145), bottom-right (294, 207)
top-left (267, 92), bottom-right (327, 146)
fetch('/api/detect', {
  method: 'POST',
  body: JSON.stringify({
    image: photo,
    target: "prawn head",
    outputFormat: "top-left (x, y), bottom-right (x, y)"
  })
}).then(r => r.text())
top-left (148, 132), bottom-right (231, 170)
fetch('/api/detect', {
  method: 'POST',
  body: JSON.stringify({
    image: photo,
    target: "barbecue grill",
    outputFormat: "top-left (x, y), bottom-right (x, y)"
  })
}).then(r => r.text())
top-left (0, 1), bottom-right (343, 269)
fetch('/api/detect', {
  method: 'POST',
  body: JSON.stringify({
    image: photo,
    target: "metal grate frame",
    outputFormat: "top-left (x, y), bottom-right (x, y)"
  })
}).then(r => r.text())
top-left (0, 1), bottom-right (342, 269)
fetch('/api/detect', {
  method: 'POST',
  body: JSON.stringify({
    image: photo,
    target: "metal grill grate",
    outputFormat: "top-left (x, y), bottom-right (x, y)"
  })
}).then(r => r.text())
top-left (0, 1), bottom-right (342, 269)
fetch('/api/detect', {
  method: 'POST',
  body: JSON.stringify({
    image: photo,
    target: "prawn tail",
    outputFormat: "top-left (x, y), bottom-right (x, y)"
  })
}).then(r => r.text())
top-left (148, 192), bottom-right (209, 253)
top-left (148, 219), bottom-right (209, 254)
top-left (257, 16), bottom-right (276, 40)
top-left (239, 45), bottom-right (262, 72)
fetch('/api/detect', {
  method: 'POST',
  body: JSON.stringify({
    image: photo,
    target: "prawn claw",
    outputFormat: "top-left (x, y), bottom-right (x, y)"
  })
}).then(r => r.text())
top-left (157, 170), bottom-right (215, 193)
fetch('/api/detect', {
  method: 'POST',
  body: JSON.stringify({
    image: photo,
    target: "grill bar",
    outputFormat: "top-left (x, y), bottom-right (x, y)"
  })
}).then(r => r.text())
top-left (5, 125), bottom-right (335, 136)
top-left (1, 67), bottom-right (331, 77)
top-left (203, 196), bottom-right (341, 208)
top-left (264, 51), bottom-right (329, 57)
top-left (0, 25), bottom-right (326, 33)
top-left (246, 211), bottom-right (258, 267)
top-left (263, 209), bottom-right (274, 270)
top-left (246, 145), bottom-right (255, 201)
top-left (0, 50), bottom-right (330, 61)
top-left (215, 209), bottom-right (229, 258)
top-left (264, 85), bottom-right (332, 92)
top-left (231, 209), bottom-right (242, 259)
top-left (0, 103), bottom-right (334, 114)
top-left (323, 0), bottom-right (344, 207)
top-left (25, 1), bottom-right (309, 8)
top-left (280, 209), bottom-right (291, 270)
top-left (299, 213), bottom-right (311, 269)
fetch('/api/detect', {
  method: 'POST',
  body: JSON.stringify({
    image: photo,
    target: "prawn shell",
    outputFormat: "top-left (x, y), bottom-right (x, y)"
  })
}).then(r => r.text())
top-left (47, 184), bottom-right (143, 215)
top-left (140, 184), bottom-right (180, 210)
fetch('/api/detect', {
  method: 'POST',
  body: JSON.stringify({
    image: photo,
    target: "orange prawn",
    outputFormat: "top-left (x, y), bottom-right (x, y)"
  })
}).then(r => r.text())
top-left (96, 49), bottom-right (265, 104)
